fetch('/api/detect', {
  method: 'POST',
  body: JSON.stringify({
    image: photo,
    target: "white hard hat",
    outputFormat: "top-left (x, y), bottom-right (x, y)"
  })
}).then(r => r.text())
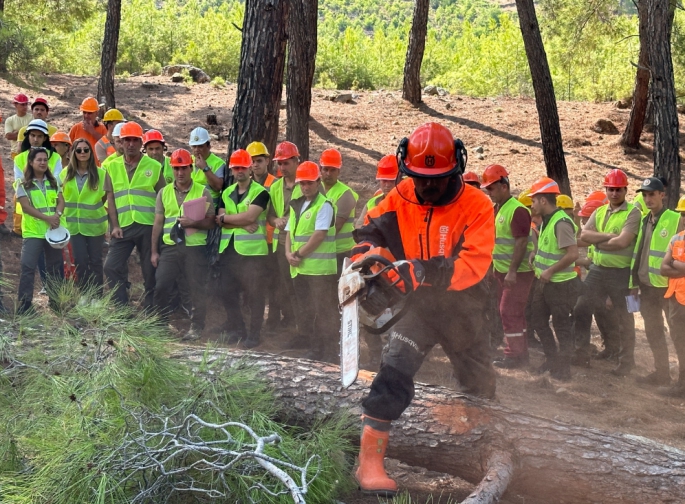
top-left (188, 127), bottom-right (210, 146)
top-left (45, 226), bottom-right (70, 249)
top-left (26, 119), bottom-right (49, 136)
top-left (112, 122), bottom-right (126, 138)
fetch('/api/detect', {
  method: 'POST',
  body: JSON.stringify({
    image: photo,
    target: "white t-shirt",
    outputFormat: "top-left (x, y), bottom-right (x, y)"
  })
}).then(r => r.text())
top-left (285, 200), bottom-right (334, 232)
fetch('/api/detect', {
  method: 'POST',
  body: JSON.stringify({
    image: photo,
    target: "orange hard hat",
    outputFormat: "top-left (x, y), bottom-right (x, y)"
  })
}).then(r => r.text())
top-left (320, 148), bottom-right (343, 168)
top-left (143, 129), bottom-right (165, 146)
top-left (481, 164), bottom-right (509, 188)
top-left (578, 199), bottom-right (603, 217)
top-left (585, 190), bottom-right (608, 204)
top-left (119, 121), bottom-right (144, 140)
top-left (229, 149), bottom-right (252, 168)
top-left (376, 155), bottom-right (399, 180)
top-left (398, 122), bottom-right (464, 178)
top-left (295, 161), bottom-right (320, 182)
top-left (170, 148), bottom-right (192, 167)
top-left (529, 177), bottom-right (560, 196)
top-left (80, 97), bottom-right (100, 113)
top-left (273, 141), bottom-right (300, 161)
top-left (50, 131), bottom-right (72, 145)
top-left (462, 171), bottom-right (481, 185)
top-left (603, 169), bottom-right (628, 188)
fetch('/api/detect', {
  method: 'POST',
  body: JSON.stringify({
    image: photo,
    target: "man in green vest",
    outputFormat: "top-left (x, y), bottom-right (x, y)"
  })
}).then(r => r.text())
top-left (528, 177), bottom-right (580, 380)
top-left (285, 161), bottom-right (338, 362)
top-left (103, 121), bottom-right (166, 308)
top-left (319, 148), bottom-right (358, 274)
top-left (266, 141), bottom-right (302, 331)
top-left (482, 164), bottom-right (536, 369)
top-left (150, 149), bottom-right (215, 341)
top-left (216, 149), bottom-right (271, 348)
top-left (574, 169), bottom-right (642, 376)
top-left (629, 177), bottom-right (681, 386)
top-left (188, 127), bottom-right (225, 208)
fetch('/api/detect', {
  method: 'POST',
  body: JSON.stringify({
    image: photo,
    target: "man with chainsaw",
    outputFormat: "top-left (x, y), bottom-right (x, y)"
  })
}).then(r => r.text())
top-left (349, 122), bottom-right (495, 496)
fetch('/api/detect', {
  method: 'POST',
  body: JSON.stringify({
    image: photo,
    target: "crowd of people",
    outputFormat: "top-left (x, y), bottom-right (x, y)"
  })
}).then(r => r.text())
top-left (3, 92), bottom-right (685, 496)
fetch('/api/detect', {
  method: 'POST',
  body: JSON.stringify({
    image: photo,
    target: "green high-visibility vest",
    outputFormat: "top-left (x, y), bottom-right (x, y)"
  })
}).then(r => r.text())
top-left (366, 193), bottom-right (384, 210)
top-left (269, 177), bottom-right (302, 251)
top-left (288, 193), bottom-right (337, 278)
top-left (20, 180), bottom-right (59, 239)
top-left (219, 180), bottom-right (268, 256)
top-left (14, 149), bottom-right (61, 175)
top-left (534, 209), bottom-right (577, 282)
top-left (632, 193), bottom-right (648, 217)
top-left (630, 209), bottom-right (680, 288)
top-left (161, 182), bottom-right (208, 246)
top-left (191, 153), bottom-right (225, 206)
top-left (108, 155), bottom-right (161, 227)
top-left (101, 153), bottom-right (121, 171)
top-left (59, 168), bottom-right (107, 236)
top-left (162, 157), bottom-right (173, 185)
top-left (324, 180), bottom-right (359, 253)
top-left (593, 203), bottom-right (636, 268)
top-left (493, 197), bottom-right (534, 274)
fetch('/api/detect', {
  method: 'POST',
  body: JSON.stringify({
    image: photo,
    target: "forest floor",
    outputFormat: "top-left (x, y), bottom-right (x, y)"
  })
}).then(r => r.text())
top-left (1, 73), bottom-right (684, 503)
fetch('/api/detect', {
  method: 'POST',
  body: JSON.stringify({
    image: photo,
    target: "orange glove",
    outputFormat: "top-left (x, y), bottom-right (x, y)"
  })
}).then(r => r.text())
top-left (385, 260), bottom-right (425, 293)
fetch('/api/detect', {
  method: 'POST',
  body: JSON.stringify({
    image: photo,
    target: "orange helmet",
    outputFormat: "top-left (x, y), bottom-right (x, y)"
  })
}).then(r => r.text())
top-left (119, 121), bottom-right (144, 140)
top-left (603, 169), bottom-right (628, 188)
top-left (462, 171), bottom-right (481, 186)
top-left (295, 161), bottom-right (320, 182)
top-left (80, 97), bottom-right (100, 113)
top-left (143, 129), bottom-right (165, 146)
top-left (398, 122), bottom-right (465, 178)
top-left (578, 199), bottom-right (603, 218)
top-left (273, 141), bottom-right (300, 161)
top-left (586, 190), bottom-right (608, 204)
top-left (170, 148), bottom-right (192, 167)
top-left (481, 164), bottom-right (509, 188)
top-left (229, 149), bottom-right (252, 168)
top-left (320, 148), bottom-right (343, 168)
top-left (50, 131), bottom-right (72, 145)
top-left (529, 177), bottom-right (560, 196)
top-left (376, 155), bottom-right (399, 180)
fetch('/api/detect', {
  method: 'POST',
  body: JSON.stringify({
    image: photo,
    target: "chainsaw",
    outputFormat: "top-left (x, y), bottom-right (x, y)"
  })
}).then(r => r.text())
top-left (338, 251), bottom-right (415, 388)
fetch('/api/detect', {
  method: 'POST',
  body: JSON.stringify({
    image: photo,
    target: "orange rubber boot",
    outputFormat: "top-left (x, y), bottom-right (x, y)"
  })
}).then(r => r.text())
top-left (354, 415), bottom-right (398, 496)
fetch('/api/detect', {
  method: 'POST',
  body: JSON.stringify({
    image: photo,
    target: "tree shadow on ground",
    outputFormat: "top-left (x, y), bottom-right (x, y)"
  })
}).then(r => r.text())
top-left (309, 117), bottom-right (385, 160)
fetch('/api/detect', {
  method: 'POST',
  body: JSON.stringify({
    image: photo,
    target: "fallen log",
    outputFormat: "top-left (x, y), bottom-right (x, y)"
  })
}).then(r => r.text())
top-left (173, 348), bottom-right (685, 504)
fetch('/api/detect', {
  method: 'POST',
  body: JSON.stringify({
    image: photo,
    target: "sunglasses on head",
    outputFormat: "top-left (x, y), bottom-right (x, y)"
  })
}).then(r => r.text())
top-left (75, 147), bottom-right (91, 154)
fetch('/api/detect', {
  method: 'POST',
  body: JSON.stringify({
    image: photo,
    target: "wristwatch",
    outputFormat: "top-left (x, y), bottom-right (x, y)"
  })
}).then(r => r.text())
top-left (293, 251), bottom-right (302, 259)
top-left (57, 210), bottom-right (63, 216)
top-left (202, 166), bottom-right (210, 173)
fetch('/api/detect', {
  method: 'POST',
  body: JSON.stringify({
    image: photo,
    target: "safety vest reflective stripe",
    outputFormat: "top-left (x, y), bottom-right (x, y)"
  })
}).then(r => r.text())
top-left (161, 182), bottom-right (207, 246)
top-left (533, 210), bottom-right (577, 282)
top-left (108, 156), bottom-right (162, 227)
top-left (59, 168), bottom-right (108, 236)
top-left (493, 197), bottom-right (534, 274)
top-left (631, 209), bottom-right (680, 288)
top-left (22, 182), bottom-right (59, 238)
top-left (64, 202), bottom-right (103, 210)
top-left (219, 180), bottom-right (268, 256)
top-left (112, 189), bottom-right (156, 198)
top-left (289, 193), bottom-right (337, 277)
top-left (533, 261), bottom-right (575, 274)
top-left (269, 177), bottom-right (302, 252)
top-left (293, 235), bottom-right (336, 242)
top-left (593, 203), bottom-right (636, 268)
top-left (324, 181), bottom-right (359, 253)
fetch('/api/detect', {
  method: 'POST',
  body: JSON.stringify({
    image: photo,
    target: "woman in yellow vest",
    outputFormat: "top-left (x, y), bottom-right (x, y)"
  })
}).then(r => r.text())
top-left (60, 138), bottom-right (109, 290)
top-left (16, 148), bottom-right (65, 314)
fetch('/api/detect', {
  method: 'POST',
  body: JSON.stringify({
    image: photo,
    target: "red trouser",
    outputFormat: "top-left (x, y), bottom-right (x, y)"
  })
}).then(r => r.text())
top-left (0, 157), bottom-right (7, 225)
top-left (495, 270), bottom-right (535, 358)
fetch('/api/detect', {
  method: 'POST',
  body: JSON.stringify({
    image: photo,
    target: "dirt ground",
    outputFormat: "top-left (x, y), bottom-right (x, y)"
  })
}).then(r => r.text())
top-left (1, 74), bottom-right (684, 503)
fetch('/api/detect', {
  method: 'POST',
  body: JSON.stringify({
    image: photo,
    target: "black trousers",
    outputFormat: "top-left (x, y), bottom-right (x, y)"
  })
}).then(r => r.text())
top-left (530, 277), bottom-right (580, 361)
top-left (292, 273), bottom-right (339, 362)
top-left (70, 233), bottom-right (105, 291)
top-left (18, 237), bottom-right (64, 310)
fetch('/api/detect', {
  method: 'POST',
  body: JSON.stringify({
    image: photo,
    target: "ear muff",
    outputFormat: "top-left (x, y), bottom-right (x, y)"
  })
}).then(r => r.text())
top-left (454, 139), bottom-right (467, 175)
top-left (396, 137), bottom-right (409, 175)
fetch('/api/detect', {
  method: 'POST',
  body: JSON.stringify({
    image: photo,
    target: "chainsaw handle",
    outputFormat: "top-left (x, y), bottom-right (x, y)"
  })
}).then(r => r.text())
top-left (352, 254), bottom-right (414, 289)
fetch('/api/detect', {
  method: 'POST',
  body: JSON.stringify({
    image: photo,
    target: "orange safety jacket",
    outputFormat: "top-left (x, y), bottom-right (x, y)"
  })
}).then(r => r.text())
top-left (353, 178), bottom-right (494, 291)
top-left (666, 231), bottom-right (685, 305)
top-left (259, 172), bottom-right (278, 245)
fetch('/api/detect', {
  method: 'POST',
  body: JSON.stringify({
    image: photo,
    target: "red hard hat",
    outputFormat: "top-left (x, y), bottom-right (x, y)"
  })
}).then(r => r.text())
top-left (585, 190), bottom-right (608, 204)
top-left (229, 149), bottom-right (252, 168)
top-left (143, 129), bottom-right (165, 146)
top-left (295, 161), bottom-right (320, 182)
top-left (578, 199), bottom-right (604, 218)
top-left (399, 122), bottom-right (461, 178)
top-left (529, 177), bottom-right (561, 196)
top-left (376, 155), bottom-right (399, 180)
top-left (13, 93), bottom-right (29, 104)
top-left (32, 97), bottom-right (49, 110)
top-left (170, 148), bottom-right (192, 167)
top-left (463, 171), bottom-right (481, 185)
top-left (119, 121), bottom-right (144, 140)
top-left (603, 169), bottom-right (628, 188)
top-left (273, 141), bottom-right (300, 161)
top-left (320, 148), bottom-right (343, 168)
top-left (481, 164), bottom-right (509, 188)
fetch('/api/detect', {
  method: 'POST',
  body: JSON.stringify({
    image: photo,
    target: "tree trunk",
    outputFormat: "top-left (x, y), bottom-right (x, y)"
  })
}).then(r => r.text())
top-left (96, 0), bottom-right (122, 111)
top-left (515, 0), bottom-right (571, 196)
top-left (228, 0), bottom-right (288, 161)
top-left (648, 0), bottom-right (680, 208)
top-left (173, 348), bottom-right (685, 504)
top-left (0, 1), bottom-right (9, 73)
top-left (285, 0), bottom-right (318, 162)
top-left (621, 0), bottom-right (649, 148)
top-left (402, 0), bottom-right (430, 105)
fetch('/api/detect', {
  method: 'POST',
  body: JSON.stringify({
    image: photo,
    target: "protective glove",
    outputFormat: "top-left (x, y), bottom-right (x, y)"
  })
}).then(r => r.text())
top-left (385, 259), bottom-right (425, 293)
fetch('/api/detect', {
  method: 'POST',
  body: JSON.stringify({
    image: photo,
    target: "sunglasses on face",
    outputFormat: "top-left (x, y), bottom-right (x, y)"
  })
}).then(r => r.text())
top-left (75, 148), bottom-right (91, 154)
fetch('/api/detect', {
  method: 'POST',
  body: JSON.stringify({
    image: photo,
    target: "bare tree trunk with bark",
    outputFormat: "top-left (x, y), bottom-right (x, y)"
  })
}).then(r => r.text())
top-left (402, 0), bottom-right (430, 105)
top-left (621, 0), bottom-right (649, 148)
top-left (97, 0), bottom-right (122, 111)
top-left (648, 0), bottom-right (680, 207)
top-left (286, 0), bottom-right (318, 161)
top-left (228, 0), bottom-right (288, 160)
top-left (173, 348), bottom-right (685, 504)
top-left (515, 0), bottom-right (571, 196)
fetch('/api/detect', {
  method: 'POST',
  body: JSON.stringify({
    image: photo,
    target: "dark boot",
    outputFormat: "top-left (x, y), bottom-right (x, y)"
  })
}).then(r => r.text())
top-left (610, 361), bottom-right (634, 377)
top-left (493, 354), bottom-right (529, 369)
top-left (636, 370), bottom-right (671, 386)
top-left (550, 356), bottom-right (572, 381)
top-left (355, 415), bottom-right (397, 497)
